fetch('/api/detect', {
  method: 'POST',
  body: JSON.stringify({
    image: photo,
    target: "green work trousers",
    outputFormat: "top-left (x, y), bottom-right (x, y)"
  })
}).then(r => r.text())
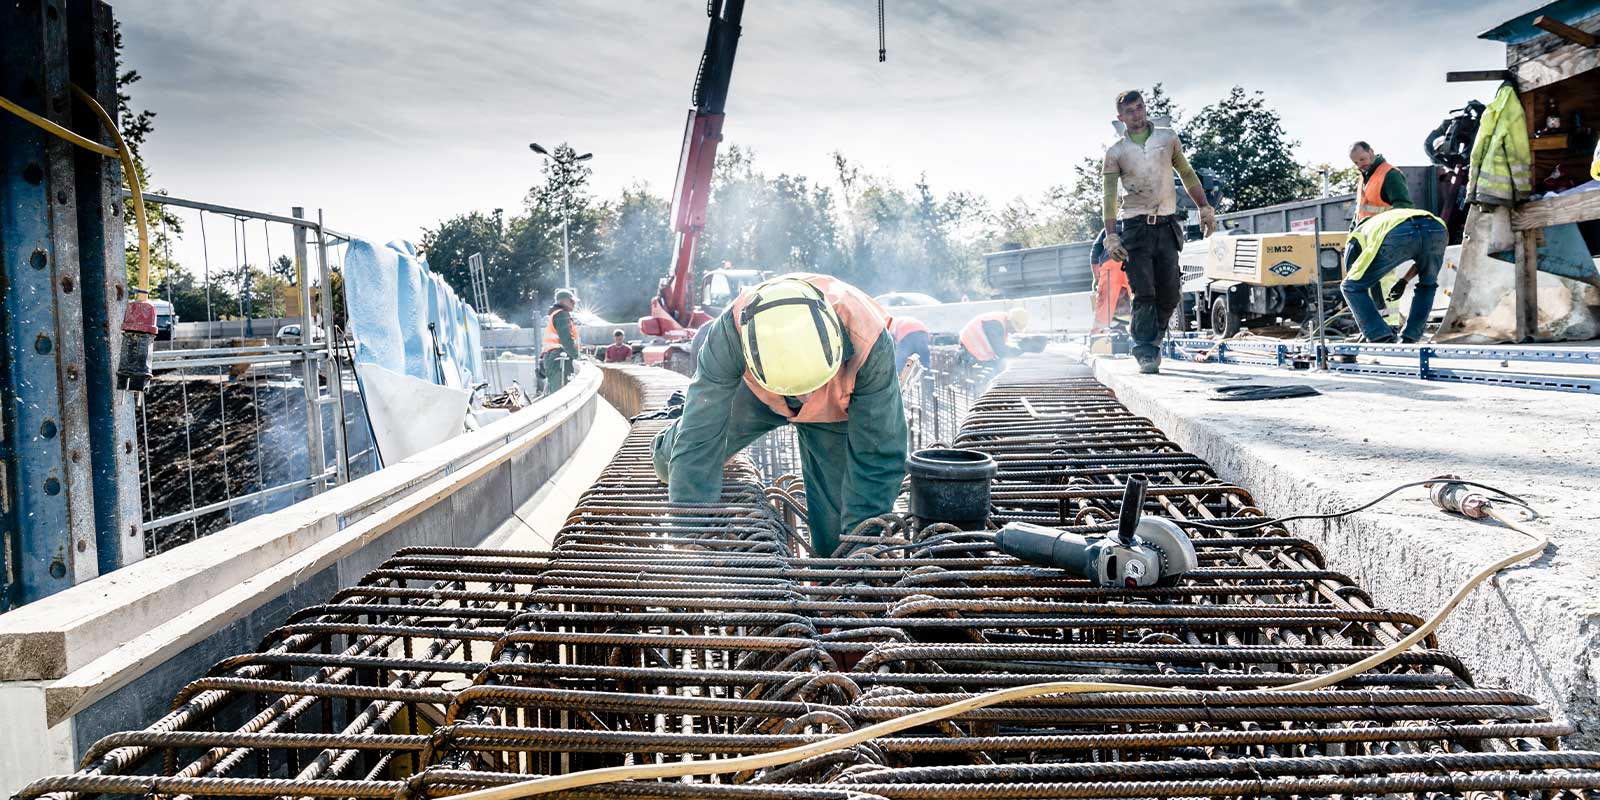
top-left (652, 387), bottom-right (856, 557)
top-left (541, 349), bottom-right (572, 395)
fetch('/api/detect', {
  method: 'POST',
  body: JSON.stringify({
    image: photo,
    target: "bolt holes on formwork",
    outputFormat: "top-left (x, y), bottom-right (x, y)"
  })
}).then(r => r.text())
top-left (44, 477), bottom-right (60, 495)
top-left (39, 420), bottom-right (56, 439)
top-left (34, 334), bottom-right (51, 354)
top-left (22, 163), bottom-right (44, 185)
top-left (30, 249), bottom-right (47, 270)
top-left (60, 276), bottom-right (73, 293)
top-left (48, 560), bottom-right (65, 580)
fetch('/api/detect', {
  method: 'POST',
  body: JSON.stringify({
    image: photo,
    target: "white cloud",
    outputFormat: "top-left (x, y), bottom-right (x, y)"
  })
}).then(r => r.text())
top-left (119, 0), bottom-right (1527, 272)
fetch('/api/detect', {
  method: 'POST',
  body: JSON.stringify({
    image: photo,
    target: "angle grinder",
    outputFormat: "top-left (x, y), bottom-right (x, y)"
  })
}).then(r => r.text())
top-left (995, 474), bottom-right (1198, 588)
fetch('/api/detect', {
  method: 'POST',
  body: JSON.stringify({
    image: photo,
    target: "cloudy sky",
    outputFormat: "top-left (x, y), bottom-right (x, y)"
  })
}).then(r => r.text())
top-left (119, 0), bottom-right (1526, 259)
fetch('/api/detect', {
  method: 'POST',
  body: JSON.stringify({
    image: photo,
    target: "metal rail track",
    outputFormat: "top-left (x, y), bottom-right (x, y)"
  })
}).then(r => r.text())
top-left (19, 357), bottom-right (1599, 799)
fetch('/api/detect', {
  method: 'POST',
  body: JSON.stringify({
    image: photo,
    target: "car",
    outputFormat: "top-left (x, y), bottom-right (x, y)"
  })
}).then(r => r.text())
top-left (275, 323), bottom-right (324, 345)
top-left (150, 298), bottom-right (177, 341)
top-left (874, 291), bottom-right (941, 308)
top-left (479, 312), bottom-right (520, 330)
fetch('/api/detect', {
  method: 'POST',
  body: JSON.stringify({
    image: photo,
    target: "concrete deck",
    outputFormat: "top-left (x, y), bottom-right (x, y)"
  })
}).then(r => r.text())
top-left (1086, 349), bottom-right (1600, 747)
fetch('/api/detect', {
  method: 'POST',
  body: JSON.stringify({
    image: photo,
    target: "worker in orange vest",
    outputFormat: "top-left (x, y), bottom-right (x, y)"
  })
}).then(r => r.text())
top-left (888, 315), bottom-right (931, 372)
top-left (541, 288), bottom-right (582, 395)
top-left (651, 274), bottom-right (907, 556)
top-left (1349, 141), bottom-right (1414, 223)
top-left (959, 308), bottom-right (1029, 365)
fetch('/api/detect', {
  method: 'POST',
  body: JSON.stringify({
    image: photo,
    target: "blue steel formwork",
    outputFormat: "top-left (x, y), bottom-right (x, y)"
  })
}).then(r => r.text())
top-left (0, 0), bottom-right (135, 609)
top-left (1163, 333), bottom-right (1600, 395)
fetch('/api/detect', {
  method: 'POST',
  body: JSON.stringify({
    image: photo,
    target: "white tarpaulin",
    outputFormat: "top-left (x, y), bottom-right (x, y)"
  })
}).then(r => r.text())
top-left (355, 363), bottom-right (470, 465)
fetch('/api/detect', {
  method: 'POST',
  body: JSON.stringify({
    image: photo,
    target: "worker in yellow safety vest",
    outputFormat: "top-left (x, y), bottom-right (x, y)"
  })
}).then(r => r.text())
top-left (1340, 208), bottom-right (1447, 344)
top-left (959, 308), bottom-right (1029, 365)
top-left (541, 289), bottom-right (582, 395)
top-left (1468, 83), bottom-right (1532, 206)
top-left (1348, 141), bottom-right (1413, 223)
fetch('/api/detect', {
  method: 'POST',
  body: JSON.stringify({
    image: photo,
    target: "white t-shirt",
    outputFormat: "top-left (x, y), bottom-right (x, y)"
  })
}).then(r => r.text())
top-left (1103, 127), bottom-right (1180, 219)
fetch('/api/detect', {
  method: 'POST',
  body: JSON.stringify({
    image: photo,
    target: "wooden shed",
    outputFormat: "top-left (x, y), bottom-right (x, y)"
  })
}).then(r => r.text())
top-left (1449, 0), bottom-right (1600, 340)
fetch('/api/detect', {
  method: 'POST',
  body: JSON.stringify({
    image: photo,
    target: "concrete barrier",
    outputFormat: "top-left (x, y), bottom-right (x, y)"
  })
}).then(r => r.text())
top-left (887, 292), bottom-right (1093, 336)
top-left (0, 366), bottom-right (603, 787)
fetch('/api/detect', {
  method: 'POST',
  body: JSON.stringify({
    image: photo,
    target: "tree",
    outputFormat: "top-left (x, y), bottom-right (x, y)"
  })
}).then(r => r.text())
top-left (270, 254), bottom-right (295, 281)
top-left (1183, 86), bottom-right (1314, 211)
top-left (591, 184), bottom-right (671, 322)
top-left (112, 20), bottom-right (182, 291)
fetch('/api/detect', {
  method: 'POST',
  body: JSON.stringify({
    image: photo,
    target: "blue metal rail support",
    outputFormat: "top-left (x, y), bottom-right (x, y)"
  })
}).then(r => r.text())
top-left (0, 0), bottom-right (134, 609)
top-left (69, 0), bottom-right (143, 578)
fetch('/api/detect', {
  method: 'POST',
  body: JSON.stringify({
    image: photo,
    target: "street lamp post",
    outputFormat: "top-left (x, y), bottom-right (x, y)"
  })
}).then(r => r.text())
top-left (529, 143), bottom-right (593, 292)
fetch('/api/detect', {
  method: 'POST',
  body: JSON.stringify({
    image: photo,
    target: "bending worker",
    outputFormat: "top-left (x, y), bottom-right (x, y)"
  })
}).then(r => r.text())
top-left (889, 314), bottom-right (931, 372)
top-left (1101, 89), bottom-right (1218, 374)
top-left (1349, 141), bottom-right (1413, 222)
top-left (1340, 207), bottom-right (1447, 344)
top-left (541, 289), bottom-right (582, 394)
top-left (959, 307), bottom-right (1029, 366)
top-left (652, 274), bottom-right (908, 557)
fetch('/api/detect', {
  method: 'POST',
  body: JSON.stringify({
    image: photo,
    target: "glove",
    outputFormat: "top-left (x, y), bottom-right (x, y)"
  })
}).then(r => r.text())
top-left (1199, 206), bottom-right (1218, 238)
top-left (1387, 278), bottom-right (1409, 303)
top-left (1103, 231), bottom-right (1129, 262)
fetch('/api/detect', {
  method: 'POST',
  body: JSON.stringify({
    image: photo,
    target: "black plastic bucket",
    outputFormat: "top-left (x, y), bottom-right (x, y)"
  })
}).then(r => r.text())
top-left (907, 448), bottom-right (998, 529)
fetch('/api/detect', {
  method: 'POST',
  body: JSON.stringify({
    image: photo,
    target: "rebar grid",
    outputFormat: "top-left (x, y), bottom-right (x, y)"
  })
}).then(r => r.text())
top-left (21, 359), bottom-right (1599, 800)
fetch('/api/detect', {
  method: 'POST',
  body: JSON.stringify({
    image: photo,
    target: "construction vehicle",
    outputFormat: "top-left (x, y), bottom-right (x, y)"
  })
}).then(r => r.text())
top-left (1176, 231), bottom-right (1348, 337)
top-left (635, 0), bottom-right (744, 373)
top-left (637, 0), bottom-right (885, 374)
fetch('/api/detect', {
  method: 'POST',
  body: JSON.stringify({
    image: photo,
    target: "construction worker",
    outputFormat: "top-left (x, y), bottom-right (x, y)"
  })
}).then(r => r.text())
top-left (651, 274), bottom-right (907, 557)
top-left (1469, 83), bottom-right (1533, 206)
top-left (959, 308), bottom-right (1029, 366)
top-left (1348, 141), bottom-right (1413, 223)
top-left (604, 329), bottom-right (633, 363)
top-left (1340, 207), bottom-right (1447, 344)
top-left (889, 315), bottom-right (931, 372)
top-left (1101, 89), bottom-right (1218, 375)
top-left (541, 289), bottom-right (582, 394)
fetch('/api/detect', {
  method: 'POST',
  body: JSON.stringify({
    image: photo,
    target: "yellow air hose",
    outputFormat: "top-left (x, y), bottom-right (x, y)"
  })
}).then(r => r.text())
top-left (443, 495), bottom-right (1547, 800)
top-left (0, 87), bottom-right (150, 295)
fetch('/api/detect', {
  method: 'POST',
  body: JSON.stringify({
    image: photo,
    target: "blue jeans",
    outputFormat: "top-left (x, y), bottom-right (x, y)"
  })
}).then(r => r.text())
top-left (894, 330), bottom-right (931, 372)
top-left (1340, 218), bottom-right (1447, 342)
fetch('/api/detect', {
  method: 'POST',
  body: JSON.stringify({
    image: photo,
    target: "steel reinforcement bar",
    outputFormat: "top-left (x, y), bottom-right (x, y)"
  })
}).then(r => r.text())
top-left (18, 357), bottom-right (1599, 800)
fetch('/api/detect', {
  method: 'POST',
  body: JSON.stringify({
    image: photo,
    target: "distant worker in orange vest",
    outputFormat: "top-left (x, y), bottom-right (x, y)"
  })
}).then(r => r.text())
top-left (541, 288), bottom-right (582, 395)
top-left (888, 315), bottom-right (931, 372)
top-left (959, 308), bottom-right (1029, 365)
top-left (651, 274), bottom-right (908, 557)
top-left (1349, 141), bottom-right (1414, 223)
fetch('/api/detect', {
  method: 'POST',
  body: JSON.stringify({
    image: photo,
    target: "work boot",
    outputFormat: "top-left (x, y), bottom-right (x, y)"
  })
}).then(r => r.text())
top-left (1136, 354), bottom-right (1160, 374)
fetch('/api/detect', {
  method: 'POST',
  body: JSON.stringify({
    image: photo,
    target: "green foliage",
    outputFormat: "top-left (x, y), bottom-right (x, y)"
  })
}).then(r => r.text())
top-left (1183, 86), bottom-right (1315, 211)
top-left (591, 184), bottom-right (670, 322)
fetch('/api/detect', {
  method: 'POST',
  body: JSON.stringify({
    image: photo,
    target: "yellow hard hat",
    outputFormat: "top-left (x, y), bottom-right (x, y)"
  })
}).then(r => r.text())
top-left (1007, 306), bottom-right (1030, 331)
top-left (738, 277), bottom-right (844, 395)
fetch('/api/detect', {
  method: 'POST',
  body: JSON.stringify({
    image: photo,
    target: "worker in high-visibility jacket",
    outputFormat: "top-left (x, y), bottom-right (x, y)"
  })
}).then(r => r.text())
top-left (888, 315), bottom-right (931, 372)
top-left (959, 308), bottom-right (1029, 365)
top-left (1468, 83), bottom-right (1532, 206)
top-left (1348, 141), bottom-right (1413, 223)
top-left (1339, 208), bottom-right (1447, 344)
top-left (651, 274), bottom-right (907, 557)
top-left (541, 289), bottom-right (582, 395)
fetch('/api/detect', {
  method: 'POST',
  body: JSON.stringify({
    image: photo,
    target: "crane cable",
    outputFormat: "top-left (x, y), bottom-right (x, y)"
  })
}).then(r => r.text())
top-left (0, 87), bottom-right (151, 296)
top-left (877, 0), bottom-right (887, 62)
top-left (441, 487), bottom-right (1548, 800)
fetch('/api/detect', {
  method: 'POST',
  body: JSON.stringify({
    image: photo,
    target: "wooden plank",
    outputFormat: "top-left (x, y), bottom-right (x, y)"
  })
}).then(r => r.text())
top-left (1515, 229), bottom-right (1538, 342)
top-left (1511, 191), bottom-right (1600, 230)
top-left (1445, 69), bottom-right (1514, 82)
top-left (1510, 43), bottom-right (1600, 92)
top-left (1534, 15), bottom-right (1599, 49)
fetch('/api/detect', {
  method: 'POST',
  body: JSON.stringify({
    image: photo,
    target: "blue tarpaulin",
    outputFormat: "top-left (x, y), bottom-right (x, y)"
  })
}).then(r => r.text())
top-left (342, 238), bottom-right (484, 390)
